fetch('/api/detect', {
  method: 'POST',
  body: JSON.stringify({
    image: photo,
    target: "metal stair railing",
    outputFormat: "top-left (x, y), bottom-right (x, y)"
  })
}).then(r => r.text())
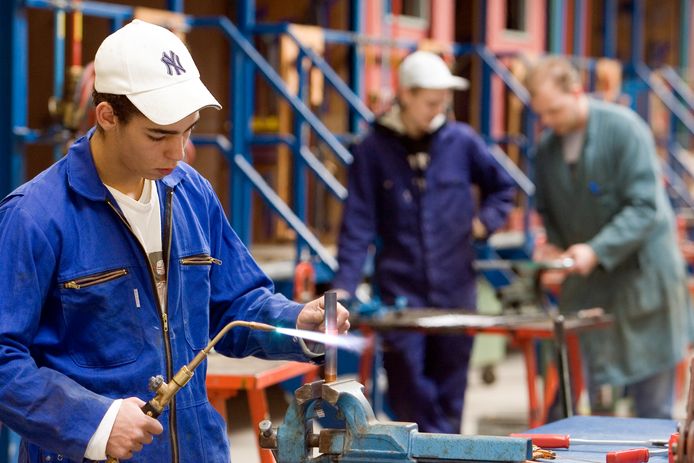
top-left (191, 134), bottom-right (339, 272)
top-left (473, 45), bottom-right (537, 257)
top-left (660, 66), bottom-right (694, 112)
top-left (631, 63), bottom-right (694, 208)
top-left (254, 23), bottom-right (375, 126)
top-left (633, 63), bottom-right (694, 136)
top-left (191, 16), bottom-right (353, 166)
top-left (191, 15), bottom-right (358, 269)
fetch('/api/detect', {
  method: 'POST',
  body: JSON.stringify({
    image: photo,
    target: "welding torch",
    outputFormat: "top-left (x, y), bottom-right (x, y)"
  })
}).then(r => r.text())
top-left (105, 320), bottom-right (275, 463)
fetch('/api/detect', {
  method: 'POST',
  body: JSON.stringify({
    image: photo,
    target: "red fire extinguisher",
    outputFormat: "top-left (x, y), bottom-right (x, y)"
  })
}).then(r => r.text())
top-left (293, 248), bottom-right (316, 303)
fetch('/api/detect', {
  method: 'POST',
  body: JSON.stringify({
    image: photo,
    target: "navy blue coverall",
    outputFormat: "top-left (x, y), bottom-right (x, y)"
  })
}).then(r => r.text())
top-left (334, 116), bottom-right (515, 433)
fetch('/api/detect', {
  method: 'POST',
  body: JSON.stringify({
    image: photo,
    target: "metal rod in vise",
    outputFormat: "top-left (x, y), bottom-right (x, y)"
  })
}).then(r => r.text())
top-left (324, 290), bottom-right (338, 382)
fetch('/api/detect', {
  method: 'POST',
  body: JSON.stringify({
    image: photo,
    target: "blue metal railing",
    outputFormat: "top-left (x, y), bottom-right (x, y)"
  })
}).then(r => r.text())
top-left (253, 23), bottom-right (375, 126)
top-left (191, 16), bottom-right (353, 166)
top-left (191, 134), bottom-right (339, 271)
top-left (660, 66), bottom-right (694, 111)
top-left (633, 64), bottom-right (694, 136)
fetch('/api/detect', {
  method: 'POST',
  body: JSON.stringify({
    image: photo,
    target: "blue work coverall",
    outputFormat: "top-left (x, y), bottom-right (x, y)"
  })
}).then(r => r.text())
top-left (0, 131), bottom-right (313, 462)
top-left (334, 118), bottom-right (515, 433)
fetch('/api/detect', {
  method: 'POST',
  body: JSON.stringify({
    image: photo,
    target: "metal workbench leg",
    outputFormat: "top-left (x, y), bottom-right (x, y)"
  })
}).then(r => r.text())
top-left (521, 340), bottom-right (542, 428)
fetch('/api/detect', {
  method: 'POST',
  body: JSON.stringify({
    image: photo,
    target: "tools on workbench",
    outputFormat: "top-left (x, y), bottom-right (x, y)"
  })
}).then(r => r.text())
top-left (259, 378), bottom-right (534, 462)
top-left (513, 433), bottom-right (677, 463)
top-left (605, 448), bottom-right (669, 463)
top-left (511, 434), bottom-right (671, 449)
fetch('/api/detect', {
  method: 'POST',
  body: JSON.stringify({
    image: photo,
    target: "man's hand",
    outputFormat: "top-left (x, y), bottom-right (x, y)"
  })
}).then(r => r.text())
top-left (106, 397), bottom-right (163, 460)
top-left (472, 217), bottom-right (487, 240)
top-left (297, 295), bottom-right (350, 333)
top-left (563, 243), bottom-right (599, 276)
top-left (533, 241), bottom-right (564, 261)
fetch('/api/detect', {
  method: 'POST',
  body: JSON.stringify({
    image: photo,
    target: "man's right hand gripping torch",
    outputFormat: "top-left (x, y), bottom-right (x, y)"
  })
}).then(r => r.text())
top-left (105, 320), bottom-right (276, 463)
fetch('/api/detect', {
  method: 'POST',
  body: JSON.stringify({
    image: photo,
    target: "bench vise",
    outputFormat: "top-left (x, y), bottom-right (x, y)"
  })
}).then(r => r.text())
top-left (259, 379), bottom-right (532, 462)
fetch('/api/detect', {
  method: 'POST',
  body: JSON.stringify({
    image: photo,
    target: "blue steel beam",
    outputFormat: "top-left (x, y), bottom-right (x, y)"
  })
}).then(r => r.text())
top-left (680, 0), bottom-right (691, 73)
top-left (191, 16), bottom-right (353, 166)
top-left (549, 0), bottom-right (566, 54)
top-left (487, 145), bottom-right (535, 197)
top-left (234, 155), bottom-right (338, 272)
top-left (229, 0), bottom-right (254, 243)
top-left (0, 0), bottom-right (15, 197)
top-left (167, 0), bottom-right (183, 12)
top-left (634, 64), bottom-right (694, 135)
top-left (52, 10), bottom-right (66, 161)
top-left (477, 46), bottom-right (530, 105)
top-left (285, 30), bottom-right (374, 124)
top-left (630, 0), bottom-right (644, 64)
top-left (190, 134), bottom-right (339, 270)
top-left (350, 0), bottom-right (365, 133)
top-left (11, 0), bottom-right (28, 191)
top-left (573, 0), bottom-right (585, 56)
top-left (25, 0), bottom-right (133, 21)
top-left (660, 66), bottom-right (694, 110)
top-left (604, 0), bottom-right (618, 57)
top-left (293, 49), bottom-right (309, 252)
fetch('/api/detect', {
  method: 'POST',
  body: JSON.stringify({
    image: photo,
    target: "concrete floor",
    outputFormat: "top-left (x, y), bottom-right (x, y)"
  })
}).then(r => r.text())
top-left (221, 351), bottom-right (689, 462)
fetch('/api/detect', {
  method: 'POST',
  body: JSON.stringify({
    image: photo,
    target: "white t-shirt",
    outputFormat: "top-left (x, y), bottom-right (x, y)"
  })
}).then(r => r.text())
top-left (562, 129), bottom-right (586, 166)
top-left (86, 179), bottom-right (165, 460)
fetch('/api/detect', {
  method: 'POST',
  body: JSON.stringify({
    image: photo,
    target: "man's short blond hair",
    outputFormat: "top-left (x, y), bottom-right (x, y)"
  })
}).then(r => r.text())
top-left (524, 56), bottom-right (582, 96)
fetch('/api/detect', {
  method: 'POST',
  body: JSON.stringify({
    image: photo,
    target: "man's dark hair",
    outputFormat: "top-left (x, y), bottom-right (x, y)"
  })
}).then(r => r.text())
top-left (92, 89), bottom-right (144, 128)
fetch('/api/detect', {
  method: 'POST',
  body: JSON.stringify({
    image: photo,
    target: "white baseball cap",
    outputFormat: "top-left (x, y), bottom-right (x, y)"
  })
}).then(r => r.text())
top-left (398, 50), bottom-right (469, 90)
top-left (94, 19), bottom-right (221, 125)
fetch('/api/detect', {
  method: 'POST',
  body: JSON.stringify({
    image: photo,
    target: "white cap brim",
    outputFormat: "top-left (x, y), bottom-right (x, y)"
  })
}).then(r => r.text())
top-left (423, 75), bottom-right (469, 90)
top-left (449, 76), bottom-right (470, 90)
top-left (127, 77), bottom-right (222, 125)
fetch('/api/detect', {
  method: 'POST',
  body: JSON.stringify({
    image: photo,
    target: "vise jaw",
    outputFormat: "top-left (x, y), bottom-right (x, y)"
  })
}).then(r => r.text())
top-left (259, 379), bottom-right (532, 462)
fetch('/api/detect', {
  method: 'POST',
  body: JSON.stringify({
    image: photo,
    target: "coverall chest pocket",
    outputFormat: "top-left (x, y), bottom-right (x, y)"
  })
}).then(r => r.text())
top-left (432, 172), bottom-right (471, 219)
top-left (179, 254), bottom-right (220, 350)
top-left (60, 267), bottom-right (144, 368)
top-left (380, 177), bottom-right (417, 227)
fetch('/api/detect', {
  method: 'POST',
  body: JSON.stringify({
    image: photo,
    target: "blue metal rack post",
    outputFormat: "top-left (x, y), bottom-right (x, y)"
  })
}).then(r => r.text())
top-left (549, 0), bottom-right (566, 54)
top-left (293, 48), bottom-right (309, 256)
top-left (230, 0), bottom-right (255, 243)
top-left (0, 0), bottom-right (15, 198)
top-left (349, 0), bottom-right (365, 134)
top-left (603, 0), bottom-right (618, 58)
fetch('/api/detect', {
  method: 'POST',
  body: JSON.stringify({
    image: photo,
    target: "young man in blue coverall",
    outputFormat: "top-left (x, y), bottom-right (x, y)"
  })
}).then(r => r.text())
top-left (0, 20), bottom-right (349, 462)
top-left (333, 51), bottom-right (515, 433)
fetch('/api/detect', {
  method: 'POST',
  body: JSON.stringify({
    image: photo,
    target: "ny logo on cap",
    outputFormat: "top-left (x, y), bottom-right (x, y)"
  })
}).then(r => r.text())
top-left (161, 50), bottom-right (186, 76)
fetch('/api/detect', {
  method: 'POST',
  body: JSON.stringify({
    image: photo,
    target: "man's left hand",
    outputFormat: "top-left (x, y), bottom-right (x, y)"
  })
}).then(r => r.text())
top-left (472, 217), bottom-right (487, 240)
top-left (564, 243), bottom-right (599, 276)
top-left (297, 295), bottom-right (350, 333)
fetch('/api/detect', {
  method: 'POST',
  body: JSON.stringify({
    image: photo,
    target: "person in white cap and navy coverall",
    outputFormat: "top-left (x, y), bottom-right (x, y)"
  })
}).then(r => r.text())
top-left (333, 50), bottom-right (515, 434)
top-left (0, 19), bottom-right (349, 462)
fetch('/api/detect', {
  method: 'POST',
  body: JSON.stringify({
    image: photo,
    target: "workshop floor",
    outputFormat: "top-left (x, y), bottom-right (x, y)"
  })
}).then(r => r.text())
top-left (222, 351), bottom-right (689, 462)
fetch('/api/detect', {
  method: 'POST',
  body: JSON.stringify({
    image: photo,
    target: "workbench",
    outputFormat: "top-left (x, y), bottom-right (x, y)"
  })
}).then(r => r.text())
top-left (356, 310), bottom-right (613, 428)
top-left (205, 354), bottom-right (319, 463)
top-left (527, 415), bottom-right (675, 463)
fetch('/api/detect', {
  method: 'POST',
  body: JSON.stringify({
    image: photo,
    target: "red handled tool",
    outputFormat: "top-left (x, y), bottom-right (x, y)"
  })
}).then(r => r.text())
top-left (606, 448), bottom-right (668, 463)
top-left (511, 434), bottom-right (671, 449)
